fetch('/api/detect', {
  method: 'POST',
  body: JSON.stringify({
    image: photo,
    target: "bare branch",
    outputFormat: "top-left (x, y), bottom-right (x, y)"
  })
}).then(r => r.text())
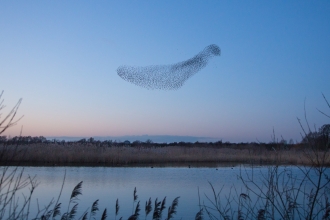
top-left (0, 91), bottom-right (23, 135)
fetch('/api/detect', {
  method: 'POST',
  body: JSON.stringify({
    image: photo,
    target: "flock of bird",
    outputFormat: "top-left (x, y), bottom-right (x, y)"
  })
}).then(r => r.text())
top-left (117, 44), bottom-right (220, 90)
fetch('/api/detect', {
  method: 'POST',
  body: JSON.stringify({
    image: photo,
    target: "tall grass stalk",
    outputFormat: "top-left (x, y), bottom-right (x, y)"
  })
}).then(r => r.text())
top-left (199, 95), bottom-right (330, 220)
top-left (115, 198), bottom-right (120, 220)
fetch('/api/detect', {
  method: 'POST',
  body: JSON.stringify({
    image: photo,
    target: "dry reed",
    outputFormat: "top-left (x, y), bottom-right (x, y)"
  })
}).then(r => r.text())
top-left (1, 143), bottom-right (327, 166)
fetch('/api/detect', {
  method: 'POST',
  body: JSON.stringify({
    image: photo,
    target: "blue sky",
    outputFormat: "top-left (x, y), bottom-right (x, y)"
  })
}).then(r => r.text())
top-left (1, 1), bottom-right (329, 142)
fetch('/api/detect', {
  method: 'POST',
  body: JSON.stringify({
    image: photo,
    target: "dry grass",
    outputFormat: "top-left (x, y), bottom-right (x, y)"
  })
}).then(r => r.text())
top-left (1, 143), bottom-right (328, 166)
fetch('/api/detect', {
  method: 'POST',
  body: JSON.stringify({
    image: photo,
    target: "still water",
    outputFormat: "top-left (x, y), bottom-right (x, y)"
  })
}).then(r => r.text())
top-left (7, 165), bottom-right (328, 219)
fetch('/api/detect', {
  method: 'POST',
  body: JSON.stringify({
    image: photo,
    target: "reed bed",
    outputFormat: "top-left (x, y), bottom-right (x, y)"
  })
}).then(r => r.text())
top-left (1, 143), bottom-right (328, 166)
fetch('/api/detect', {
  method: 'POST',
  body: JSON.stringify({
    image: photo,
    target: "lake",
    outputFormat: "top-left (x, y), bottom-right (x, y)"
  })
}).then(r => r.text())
top-left (3, 164), bottom-right (329, 219)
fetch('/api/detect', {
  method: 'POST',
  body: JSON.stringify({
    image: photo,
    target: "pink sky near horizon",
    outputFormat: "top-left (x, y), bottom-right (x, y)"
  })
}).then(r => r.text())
top-left (1, 1), bottom-right (329, 143)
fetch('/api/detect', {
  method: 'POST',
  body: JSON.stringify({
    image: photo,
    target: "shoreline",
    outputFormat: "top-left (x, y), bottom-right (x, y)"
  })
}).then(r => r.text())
top-left (1, 161), bottom-right (292, 168)
top-left (1, 143), bottom-right (329, 167)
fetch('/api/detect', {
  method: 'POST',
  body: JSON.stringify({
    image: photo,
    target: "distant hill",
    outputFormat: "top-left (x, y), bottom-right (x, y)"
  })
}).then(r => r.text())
top-left (46, 135), bottom-right (221, 143)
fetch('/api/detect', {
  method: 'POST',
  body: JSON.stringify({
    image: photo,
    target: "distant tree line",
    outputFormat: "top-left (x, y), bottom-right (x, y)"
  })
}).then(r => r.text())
top-left (301, 124), bottom-right (330, 150)
top-left (0, 124), bottom-right (328, 150)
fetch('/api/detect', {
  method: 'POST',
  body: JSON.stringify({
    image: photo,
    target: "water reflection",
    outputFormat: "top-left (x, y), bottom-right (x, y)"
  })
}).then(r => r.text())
top-left (5, 165), bottom-right (328, 219)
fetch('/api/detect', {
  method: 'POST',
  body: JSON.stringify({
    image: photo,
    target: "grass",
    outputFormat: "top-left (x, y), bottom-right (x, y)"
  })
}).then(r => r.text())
top-left (1, 142), bottom-right (329, 166)
top-left (1, 146), bottom-right (329, 220)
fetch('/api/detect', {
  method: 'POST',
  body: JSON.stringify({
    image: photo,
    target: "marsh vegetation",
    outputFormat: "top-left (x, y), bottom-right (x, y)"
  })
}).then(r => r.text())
top-left (0, 140), bottom-right (329, 166)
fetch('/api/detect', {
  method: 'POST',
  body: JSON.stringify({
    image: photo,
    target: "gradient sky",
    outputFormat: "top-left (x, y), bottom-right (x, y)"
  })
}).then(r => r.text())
top-left (1, 1), bottom-right (330, 143)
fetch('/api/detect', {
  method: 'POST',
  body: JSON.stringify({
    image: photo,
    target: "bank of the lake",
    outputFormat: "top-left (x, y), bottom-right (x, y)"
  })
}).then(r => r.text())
top-left (1, 143), bottom-right (329, 166)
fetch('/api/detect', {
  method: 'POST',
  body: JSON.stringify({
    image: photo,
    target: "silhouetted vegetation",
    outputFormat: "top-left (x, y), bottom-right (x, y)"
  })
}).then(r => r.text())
top-left (198, 96), bottom-right (330, 220)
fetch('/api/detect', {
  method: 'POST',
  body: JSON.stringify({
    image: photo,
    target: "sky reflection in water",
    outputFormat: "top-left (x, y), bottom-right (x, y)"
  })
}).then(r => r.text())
top-left (14, 165), bottom-right (326, 219)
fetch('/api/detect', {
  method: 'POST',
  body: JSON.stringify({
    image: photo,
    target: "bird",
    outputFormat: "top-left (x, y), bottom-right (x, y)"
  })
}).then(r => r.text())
top-left (117, 44), bottom-right (221, 90)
